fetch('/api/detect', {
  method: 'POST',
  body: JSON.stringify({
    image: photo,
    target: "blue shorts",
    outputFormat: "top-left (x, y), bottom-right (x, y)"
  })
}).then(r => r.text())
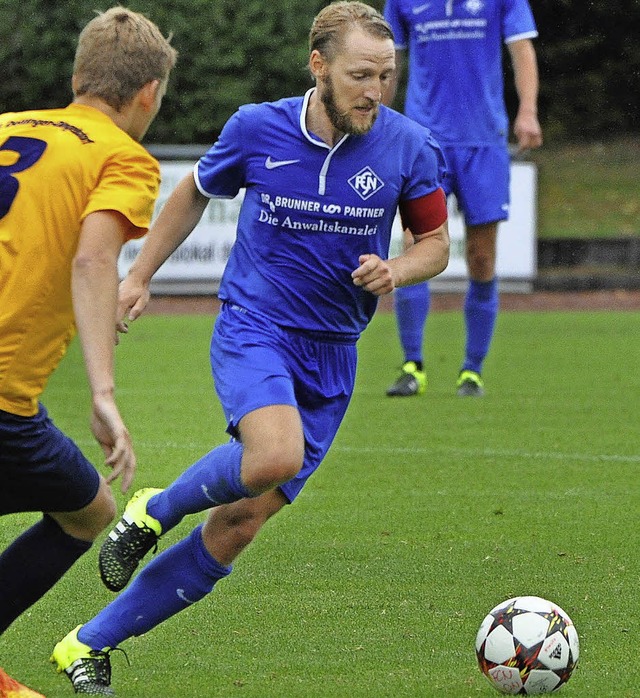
top-left (0, 404), bottom-right (100, 514)
top-left (442, 145), bottom-right (511, 227)
top-left (211, 303), bottom-right (357, 502)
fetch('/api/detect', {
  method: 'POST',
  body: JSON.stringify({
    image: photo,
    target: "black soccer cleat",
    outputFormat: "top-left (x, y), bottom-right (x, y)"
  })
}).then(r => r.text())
top-left (99, 488), bottom-right (163, 592)
top-left (386, 361), bottom-right (427, 397)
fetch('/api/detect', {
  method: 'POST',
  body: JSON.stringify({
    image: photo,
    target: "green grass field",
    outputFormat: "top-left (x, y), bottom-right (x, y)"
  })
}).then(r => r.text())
top-left (2, 308), bottom-right (639, 697)
top-left (530, 137), bottom-right (640, 240)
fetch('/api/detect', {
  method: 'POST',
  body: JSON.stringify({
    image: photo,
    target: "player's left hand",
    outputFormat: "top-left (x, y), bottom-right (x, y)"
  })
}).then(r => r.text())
top-left (352, 254), bottom-right (395, 296)
top-left (513, 111), bottom-right (543, 152)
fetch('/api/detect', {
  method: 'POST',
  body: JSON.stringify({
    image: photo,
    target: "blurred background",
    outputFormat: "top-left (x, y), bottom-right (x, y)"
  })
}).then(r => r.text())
top-left (3, 0), bottom-right (638, 144)
top-left (2, 0), bottom-right (638, 285)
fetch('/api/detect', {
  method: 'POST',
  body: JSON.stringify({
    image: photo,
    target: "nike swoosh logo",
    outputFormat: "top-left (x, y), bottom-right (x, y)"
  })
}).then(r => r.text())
top-left (177, 588), bottom-right (196, 604)
top-left (201, 484), bottom-right (217, 503)
top-left (412, 2), bottom-right (431, 13)
top-left (265, 156), bottom-right (300, 170)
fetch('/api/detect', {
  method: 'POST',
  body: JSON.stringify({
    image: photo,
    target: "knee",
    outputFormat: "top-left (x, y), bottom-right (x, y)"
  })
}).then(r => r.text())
top-left (202, 503), bottom-right (269, 562)
top-left (466, 249), bottom-right (495, 279)
top-left (53, 484), bottom-right (116, 542)
top-left (78, 494), bottom-right (116, 541)
top-left (224, 516), bottom-right (262, 551)
top-left (91, 491), bottom-right (117, 533)
top-left (202, 490), bottom-right (287, 565)
top-left (466, 227), bottom-right (497, 280)
top-left (242, 447), bottom-right (304, 493)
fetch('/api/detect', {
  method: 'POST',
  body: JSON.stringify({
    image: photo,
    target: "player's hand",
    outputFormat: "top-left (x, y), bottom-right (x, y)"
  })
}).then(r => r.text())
top-left (351, 254), bottom-right (395, 296)
top-left (513, 111), bottom-right (543, 152)
top-left (90, 396), bottom-right (136, 493)
top-left (117, 275), bottom-right (150, 334)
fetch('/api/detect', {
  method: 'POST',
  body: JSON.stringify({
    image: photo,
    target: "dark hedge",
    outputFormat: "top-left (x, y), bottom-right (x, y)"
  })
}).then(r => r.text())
top-left (1, 0), bottom-right (638, 144)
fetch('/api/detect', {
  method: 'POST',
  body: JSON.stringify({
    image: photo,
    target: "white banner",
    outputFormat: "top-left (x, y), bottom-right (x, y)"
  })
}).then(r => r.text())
top-left (118, 162), bottom-right (241, 286)
top-left (118, 160), bottom-right (537, 292)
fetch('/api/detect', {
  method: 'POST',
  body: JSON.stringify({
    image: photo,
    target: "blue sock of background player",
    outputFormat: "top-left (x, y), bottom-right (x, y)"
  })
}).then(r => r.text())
top-left (394, 281), bottom-right (430, 368)
top-left (395, 278), bottom-right (499, 376)
top-left (462, 278), bottom-right (499, 375)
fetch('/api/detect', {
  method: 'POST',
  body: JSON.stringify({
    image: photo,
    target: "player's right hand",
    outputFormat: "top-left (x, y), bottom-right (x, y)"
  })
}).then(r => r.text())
top-left (352, 254), bottom-right (395, 296)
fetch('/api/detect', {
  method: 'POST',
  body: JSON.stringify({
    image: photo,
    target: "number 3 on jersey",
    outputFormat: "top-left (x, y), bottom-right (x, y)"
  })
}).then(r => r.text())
top-left (0, 136), bottom-right (47, 219)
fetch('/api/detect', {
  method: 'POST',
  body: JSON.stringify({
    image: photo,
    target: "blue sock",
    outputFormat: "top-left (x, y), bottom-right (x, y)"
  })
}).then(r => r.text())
top-left (462, 278), bottom-right (499, 374)
top-left (0, 515), bottom-right (91, 634)
top-left (78, 525), bottom-right (231, 649)
top-left (394, 281), bottom-right (430, 364)
top-left (147, 441), bottom-right (253, 533)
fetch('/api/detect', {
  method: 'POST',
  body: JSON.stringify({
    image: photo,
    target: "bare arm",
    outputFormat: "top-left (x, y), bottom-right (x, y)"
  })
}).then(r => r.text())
top-left (72, 210), bottom-right (136, 492)
top-left (352, 187), bottom-right (449, 295)
top-left (508, 38), bottom-right (543, 151)
top-left (352, 217), bottom-right (449, 297)
top-left (388, 220), bottom-right (450, 285)
top-left (118, 173), bottom-right (210, 322)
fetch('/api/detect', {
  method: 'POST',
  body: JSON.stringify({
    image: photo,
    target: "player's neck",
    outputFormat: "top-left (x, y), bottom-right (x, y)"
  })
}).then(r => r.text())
top-left (72, 96), bottom-right (124, 127)
top-left (306, 89), bottom-right (344, 147)
top-left (72, 95), bottom-right (144, 141)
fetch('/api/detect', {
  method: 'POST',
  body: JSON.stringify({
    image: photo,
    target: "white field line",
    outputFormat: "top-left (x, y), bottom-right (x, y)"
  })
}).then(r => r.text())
top-left (73, 439), bottom-right (640, 464)
top-left (333, 445), bottom-right (640, 464)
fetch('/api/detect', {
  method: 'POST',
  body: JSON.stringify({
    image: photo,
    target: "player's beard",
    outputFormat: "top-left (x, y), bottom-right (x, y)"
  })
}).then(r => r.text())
top-left (320, 74), bottom-right (379, 136)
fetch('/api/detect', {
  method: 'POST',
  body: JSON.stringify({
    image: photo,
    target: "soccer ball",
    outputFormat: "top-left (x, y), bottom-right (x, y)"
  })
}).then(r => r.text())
top-left (475, 596), bottom-right (579, 694)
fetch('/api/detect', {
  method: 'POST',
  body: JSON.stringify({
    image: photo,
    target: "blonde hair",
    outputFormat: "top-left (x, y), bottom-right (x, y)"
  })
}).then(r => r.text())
top-left (309, 1), bottom-right (393, 62)
top-left (73, 6), bottom-right (177, 110)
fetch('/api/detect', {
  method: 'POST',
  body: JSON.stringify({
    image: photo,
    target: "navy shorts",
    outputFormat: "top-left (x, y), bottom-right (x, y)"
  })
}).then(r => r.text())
top-left (211, 303), bottom-right (357, 502)
top-left (0, 404), bottom-right (100, 514)
top-left (442, 145), bottom-right (511, 227)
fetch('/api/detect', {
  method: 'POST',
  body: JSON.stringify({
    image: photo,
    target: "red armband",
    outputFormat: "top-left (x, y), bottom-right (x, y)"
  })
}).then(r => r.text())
top-left (399, 188), bottom-right (447, 235)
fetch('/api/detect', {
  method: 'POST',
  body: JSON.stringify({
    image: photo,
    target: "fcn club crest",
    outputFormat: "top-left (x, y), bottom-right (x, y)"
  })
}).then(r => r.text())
top-left (464, 0), bottom-right (484, 14)
top-left (348, 166), bottom-right (385, 200)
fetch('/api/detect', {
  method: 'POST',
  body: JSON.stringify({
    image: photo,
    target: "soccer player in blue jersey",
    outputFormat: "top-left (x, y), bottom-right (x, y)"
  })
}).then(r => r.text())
top-left (51, 2), bottom-right (449, 692)
top-left (384, 0), bottom-right (543, 397)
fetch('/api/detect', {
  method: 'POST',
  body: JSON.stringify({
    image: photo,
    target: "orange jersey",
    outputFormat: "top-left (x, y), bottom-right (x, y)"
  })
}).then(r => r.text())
top-left (0, 104), bottom-right (160, 416)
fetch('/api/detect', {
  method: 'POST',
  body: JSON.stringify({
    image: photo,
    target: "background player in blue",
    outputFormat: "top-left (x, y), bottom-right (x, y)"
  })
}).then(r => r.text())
top-left (51, 2), bottom-right (449, 692)
top-left (384, 0), bottom-right (543, 397)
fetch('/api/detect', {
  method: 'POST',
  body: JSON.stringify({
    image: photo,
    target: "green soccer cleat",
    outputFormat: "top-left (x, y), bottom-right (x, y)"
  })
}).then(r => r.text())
top-left (386, 361), bottom-right (427, 397)
top-left (456, 370), bottom-right (485, 397)
top-left (51, 626), bottom-right (115, 696)
top-left (99, 488), bottom-right (164, 592)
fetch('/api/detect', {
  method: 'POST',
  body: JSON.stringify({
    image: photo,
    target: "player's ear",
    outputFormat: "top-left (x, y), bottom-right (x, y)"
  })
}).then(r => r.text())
top-left (138, 79), bottom-right (161, 112)
top-left (309, 50), bottom-right (328, 82)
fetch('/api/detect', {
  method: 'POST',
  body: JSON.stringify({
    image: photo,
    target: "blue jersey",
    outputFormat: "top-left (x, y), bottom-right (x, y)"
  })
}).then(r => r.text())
top-left (384, 0), bottom-right (538, 146)
top-left (194, 89), bottom-right (446, 337)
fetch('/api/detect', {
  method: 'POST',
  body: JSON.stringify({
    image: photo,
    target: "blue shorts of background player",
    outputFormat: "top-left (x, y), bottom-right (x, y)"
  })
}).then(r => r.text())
top-left (443, 145), bottom-right (510, 227)
top-left (388, 143), bottom-right (510, 399)
top-left (71, 301), bottom-right (358, 650)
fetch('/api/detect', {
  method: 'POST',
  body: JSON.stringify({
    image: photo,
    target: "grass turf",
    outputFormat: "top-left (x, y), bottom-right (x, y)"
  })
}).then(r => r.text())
top-left (1, 308), bottom-right (639, 697)
top-left (530, 137), bottom-right (640, 239)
